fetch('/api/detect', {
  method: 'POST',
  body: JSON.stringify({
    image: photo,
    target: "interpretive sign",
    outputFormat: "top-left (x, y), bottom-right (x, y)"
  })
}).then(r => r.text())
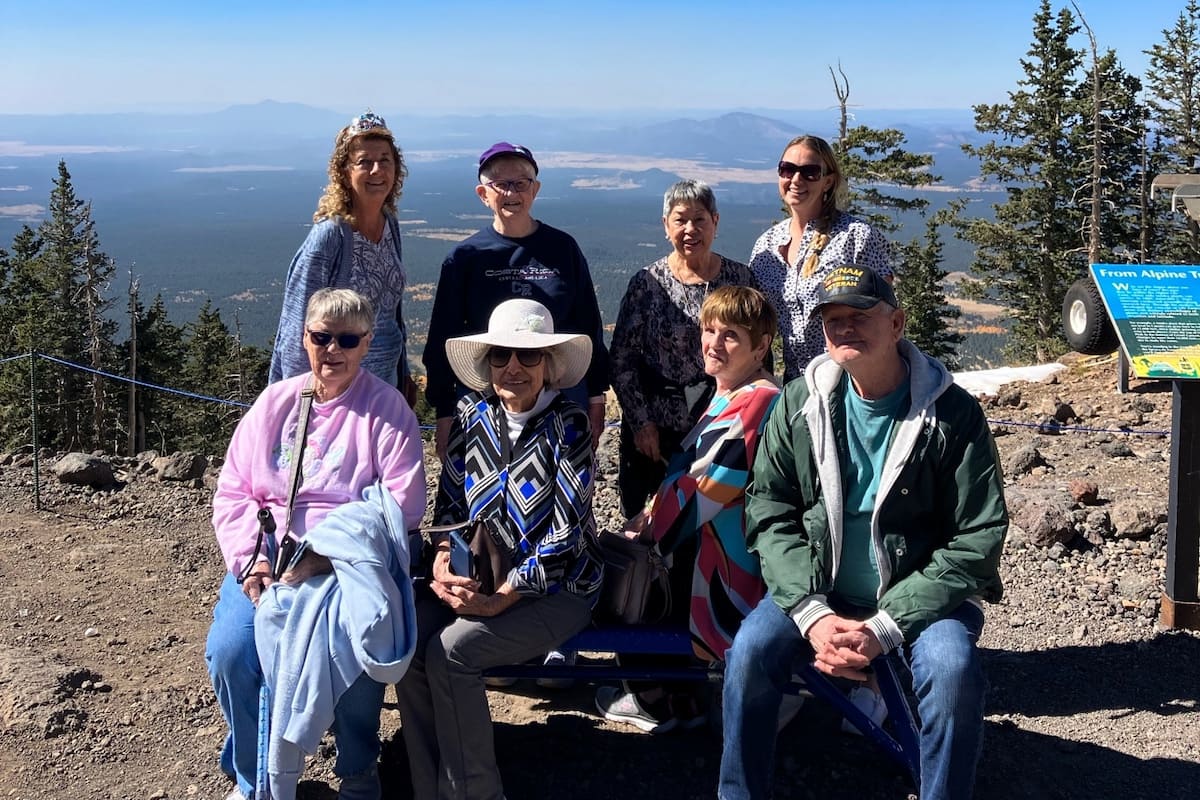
top-left (1090, 263), bottom-right (1200, 629)
top-left (1090, 263), bottom-right (1200, 379)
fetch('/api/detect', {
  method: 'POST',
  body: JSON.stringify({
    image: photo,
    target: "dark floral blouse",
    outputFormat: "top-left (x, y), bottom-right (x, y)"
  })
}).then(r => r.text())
top-left (609, 255), bottom-right (757, 434)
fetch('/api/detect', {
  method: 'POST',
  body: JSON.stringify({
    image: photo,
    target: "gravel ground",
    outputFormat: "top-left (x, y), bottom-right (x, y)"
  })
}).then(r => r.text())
top-left (0, 355), bottom-right (1196, 800)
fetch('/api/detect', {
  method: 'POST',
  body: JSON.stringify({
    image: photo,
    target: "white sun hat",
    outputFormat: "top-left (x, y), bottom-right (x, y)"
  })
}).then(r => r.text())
top-left (445, 298), bottom-right (593, 392)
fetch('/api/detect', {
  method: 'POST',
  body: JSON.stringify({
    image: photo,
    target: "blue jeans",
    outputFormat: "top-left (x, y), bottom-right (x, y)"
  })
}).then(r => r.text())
top-left (718, 599), bottom-right (986, 800)
top-left (204, 573), bottom-right (386, 796)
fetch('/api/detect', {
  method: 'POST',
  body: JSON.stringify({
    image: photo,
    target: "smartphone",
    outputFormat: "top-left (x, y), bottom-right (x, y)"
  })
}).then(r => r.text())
top-left (448, 529), bottom-right (473, 578)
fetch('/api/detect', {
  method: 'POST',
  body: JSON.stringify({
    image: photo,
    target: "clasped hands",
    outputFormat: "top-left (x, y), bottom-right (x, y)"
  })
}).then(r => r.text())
top-left (429, 548), bottom-right (518, 617)
top-left (807, 614), bottom-right (884, 681)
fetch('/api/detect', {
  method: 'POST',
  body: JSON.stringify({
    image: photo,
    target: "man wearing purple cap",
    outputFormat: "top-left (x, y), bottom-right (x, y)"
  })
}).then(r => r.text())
top-left (423, 141), bottom-right (609, 460)
top-left (718, 265), bottom-right (1008, 800)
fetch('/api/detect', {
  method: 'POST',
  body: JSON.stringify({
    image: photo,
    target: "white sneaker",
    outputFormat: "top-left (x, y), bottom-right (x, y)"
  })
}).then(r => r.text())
top-left (536, 649), bottom-right (576, 689)
top-left (223, 789), bottom-right (249, 800)
top-left (841, 686), bottom-right (887, 735)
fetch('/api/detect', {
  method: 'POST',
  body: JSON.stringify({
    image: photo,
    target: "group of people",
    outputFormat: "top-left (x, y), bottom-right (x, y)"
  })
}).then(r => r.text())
top-left (203, 111), bottom-right (1008, 800)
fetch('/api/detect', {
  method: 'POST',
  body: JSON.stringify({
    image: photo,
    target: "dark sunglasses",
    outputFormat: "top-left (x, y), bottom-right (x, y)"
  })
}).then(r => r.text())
top-left (487, 347), bottom-right (544, 368)
top-left (777, 161), bottom-right (825, 182)
top-left (308, 329), bottom-right (365, 349)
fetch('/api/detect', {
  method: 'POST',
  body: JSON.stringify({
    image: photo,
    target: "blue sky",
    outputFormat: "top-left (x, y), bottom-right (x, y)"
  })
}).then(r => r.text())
top-left (1, 0), bottom-right (1191, 115)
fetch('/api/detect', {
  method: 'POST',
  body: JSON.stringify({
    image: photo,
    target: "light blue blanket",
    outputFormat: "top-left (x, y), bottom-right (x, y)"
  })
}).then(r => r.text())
top-left (254, 482), bottom-right (417, 800)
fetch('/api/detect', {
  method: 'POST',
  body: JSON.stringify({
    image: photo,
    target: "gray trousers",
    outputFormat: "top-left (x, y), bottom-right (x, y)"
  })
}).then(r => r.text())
top-left (395, 584), bottom-right (593, 800)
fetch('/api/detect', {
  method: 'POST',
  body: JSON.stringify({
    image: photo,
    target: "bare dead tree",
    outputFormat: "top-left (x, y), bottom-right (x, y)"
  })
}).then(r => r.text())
top-left (830, 62), bottom-right (851, 148)
top-left (1073, 1), bottom-right (1104, 266)
top-left (127, 271), bottom-right (140, 455)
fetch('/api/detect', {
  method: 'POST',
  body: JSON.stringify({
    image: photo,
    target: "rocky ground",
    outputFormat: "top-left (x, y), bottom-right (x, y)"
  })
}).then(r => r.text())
top-left (0, 354), bottom-right (1197, 800)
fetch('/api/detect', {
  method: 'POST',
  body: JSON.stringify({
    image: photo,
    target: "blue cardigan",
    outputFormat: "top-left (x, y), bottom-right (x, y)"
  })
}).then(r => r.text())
top-left (268, 215), bottom-right (410, 387)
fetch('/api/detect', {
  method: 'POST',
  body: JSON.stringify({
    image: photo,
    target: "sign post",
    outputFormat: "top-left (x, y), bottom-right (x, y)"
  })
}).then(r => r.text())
top-left (1090, 263), bottom-right (1200, 629)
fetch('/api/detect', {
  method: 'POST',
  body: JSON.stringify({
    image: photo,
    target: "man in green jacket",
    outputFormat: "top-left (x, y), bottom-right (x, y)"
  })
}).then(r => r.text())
top-left (717, 265), bottom-right (1008, 800)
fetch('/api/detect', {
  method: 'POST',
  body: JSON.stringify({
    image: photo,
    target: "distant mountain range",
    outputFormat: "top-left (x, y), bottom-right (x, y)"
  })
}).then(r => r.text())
top-left (0, 101), bottom-right (1004, 364)
top-left (0, 100), bottom-right (991, 186)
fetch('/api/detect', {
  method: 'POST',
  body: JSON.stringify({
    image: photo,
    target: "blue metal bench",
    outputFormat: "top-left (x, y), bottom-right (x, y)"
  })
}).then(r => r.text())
top-left (482, 624), bottom-right (921, 788)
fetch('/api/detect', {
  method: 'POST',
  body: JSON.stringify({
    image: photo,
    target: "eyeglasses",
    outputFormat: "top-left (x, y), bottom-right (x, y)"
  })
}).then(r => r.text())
top-left (350, 157), bottom-right (393, 172)
top-left (777, 161), bottom-right (825, 182)
top-left (308, 329), bottom-right (366, 349)
top-left (347, 112), bottom-right (388, 134)
top-left (483, 178), bottom-right (535, 193)
top-left (487, 347), bottom-right (544, 368)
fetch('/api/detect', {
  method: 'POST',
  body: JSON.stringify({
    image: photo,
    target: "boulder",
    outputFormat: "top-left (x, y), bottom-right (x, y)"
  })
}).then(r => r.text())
top-left (1108, 500), bottom-right (1163, 539)
top-left (1099, 441), bottom-right (1135, 459)
top-left (52, 453), bottom-right (114, 488)
top-left (1006, 488), bottom-right (1075, 547)
top-left (1046, 399), bottom-right (1076, 423)
top-left (153, 452), bottom-right (207, 482)
top-left (1006, 444), bottom-right (1047, 477)
top-left (1068, 479), bottom-right (1100, 505)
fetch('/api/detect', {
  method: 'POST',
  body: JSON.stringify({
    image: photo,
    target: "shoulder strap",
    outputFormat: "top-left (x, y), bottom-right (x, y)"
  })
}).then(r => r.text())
top-left (282, 381), bottom-right (316, 538)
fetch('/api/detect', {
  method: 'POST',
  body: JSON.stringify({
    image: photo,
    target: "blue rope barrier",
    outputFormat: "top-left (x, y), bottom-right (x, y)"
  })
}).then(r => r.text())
top-left (987, 417), bottom-right (1170, 437)
top-left (31, 352), bottom-right (252, 408)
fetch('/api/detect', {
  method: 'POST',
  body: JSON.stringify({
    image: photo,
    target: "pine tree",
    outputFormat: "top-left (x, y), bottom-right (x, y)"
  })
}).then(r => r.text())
top-left (1144, 0), bottom-right (1200, 263)
top-left (0, 163), bottom-right (120, 450)
top-left (1071, 3), bottom-right (1147, 266)
top-left (895, 211), bottom-right (964, 368)
top-left (0, 227), bottom-right (44, 448)
top-left (179, 301), bottom-right (249, 452)
top-left (127, 293), bottom-right (188, 454)
top-left (958, 0), bottom-right (1087, 362)
top-left (830, 64), bottom-right (940, 232)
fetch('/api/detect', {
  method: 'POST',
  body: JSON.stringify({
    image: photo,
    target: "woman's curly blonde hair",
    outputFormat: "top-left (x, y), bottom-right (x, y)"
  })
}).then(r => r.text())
top-left (313, 123), bottom-right (408, 226)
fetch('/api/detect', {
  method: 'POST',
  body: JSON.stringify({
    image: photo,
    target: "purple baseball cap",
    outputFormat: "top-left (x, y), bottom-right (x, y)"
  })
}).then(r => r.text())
top-left (478, 141), bottom-right (539, 177)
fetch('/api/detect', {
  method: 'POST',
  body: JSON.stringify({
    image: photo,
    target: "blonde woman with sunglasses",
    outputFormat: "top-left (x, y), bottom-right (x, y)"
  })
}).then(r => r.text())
top-left (269, 112), bottom-right (418, 406)
top-left (749, 135), bottom-right (893, 382)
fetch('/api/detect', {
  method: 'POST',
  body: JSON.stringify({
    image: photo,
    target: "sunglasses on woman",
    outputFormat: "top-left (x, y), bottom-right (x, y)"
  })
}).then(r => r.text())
top-left (777, 161), bottom-right (825, 182)
top-left (487, 347), bottom-right (544, 368)
top-left (308, 329), bottom-right (366, 349)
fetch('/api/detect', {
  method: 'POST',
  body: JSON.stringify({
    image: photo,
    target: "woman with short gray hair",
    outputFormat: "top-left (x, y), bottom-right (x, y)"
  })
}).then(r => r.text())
top-left (609, 179), bottom-right (758, 518)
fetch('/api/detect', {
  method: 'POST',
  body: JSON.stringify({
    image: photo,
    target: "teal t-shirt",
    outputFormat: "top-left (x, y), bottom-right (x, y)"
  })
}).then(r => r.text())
top-left (833, 370), bottom-right (911, 608)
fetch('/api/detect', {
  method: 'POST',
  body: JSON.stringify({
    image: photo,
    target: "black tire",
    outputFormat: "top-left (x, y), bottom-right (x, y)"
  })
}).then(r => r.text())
top-left (1062, 278), bottom-right (1118, 355)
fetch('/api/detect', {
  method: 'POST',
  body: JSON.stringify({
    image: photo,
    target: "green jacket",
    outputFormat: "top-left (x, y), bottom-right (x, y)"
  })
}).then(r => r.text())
top-left (745, 339), bottom-right (1007, 651)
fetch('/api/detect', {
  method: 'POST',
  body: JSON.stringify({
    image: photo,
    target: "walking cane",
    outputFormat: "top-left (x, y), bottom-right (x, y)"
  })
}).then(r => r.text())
top-left (255, 507), bottom-right (277, 800)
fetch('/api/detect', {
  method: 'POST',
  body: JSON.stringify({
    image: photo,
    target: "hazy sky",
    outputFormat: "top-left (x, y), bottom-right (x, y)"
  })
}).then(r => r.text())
top-left (2, 0), bottom-right (1191, 115)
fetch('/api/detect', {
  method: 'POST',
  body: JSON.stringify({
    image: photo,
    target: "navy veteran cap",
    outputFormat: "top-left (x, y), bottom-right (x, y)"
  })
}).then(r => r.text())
top-left (811, 265), bottom-right (899, 317)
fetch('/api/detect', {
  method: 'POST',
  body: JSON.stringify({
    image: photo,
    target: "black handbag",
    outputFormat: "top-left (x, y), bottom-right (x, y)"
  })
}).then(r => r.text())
top-left (425, 518), bottom-right (514, 596)
top-left (595, 524), bottom-right (670, 625)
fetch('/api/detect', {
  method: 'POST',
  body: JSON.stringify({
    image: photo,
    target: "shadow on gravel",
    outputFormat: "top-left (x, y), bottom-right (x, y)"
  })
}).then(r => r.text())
top-left (360, 633), bottom-right (1199, 800)
top-left (977, 721), bottom-right (1199, 799)
top-left (982, 631), bottom-right (1200, 718)
top-left (378, 685), bottom-right (919, 800)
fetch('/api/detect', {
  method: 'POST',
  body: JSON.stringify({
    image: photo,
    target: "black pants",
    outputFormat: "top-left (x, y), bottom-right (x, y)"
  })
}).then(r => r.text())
top-left (617, 420), bottom-right (687, 519)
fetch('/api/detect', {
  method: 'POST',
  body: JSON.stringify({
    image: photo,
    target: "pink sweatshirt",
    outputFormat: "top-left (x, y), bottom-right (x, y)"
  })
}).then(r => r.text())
top-left (213, 370), bottom-right (427, 577)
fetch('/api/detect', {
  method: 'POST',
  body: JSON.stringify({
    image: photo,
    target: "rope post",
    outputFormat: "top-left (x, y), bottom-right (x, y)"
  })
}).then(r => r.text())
top-left (28, 351), bottom-right (41, 511)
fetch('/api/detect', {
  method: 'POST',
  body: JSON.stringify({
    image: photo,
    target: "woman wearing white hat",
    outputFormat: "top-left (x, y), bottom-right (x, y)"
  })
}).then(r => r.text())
top-left (395, 298), bottom-right (602, 800)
